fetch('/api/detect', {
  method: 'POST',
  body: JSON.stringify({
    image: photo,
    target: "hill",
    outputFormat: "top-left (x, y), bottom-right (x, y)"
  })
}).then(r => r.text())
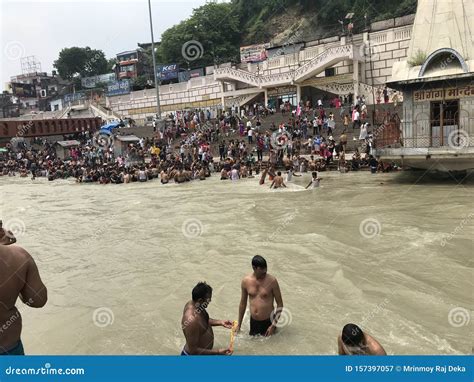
top-left (155, 0), bottom-right (418, 68)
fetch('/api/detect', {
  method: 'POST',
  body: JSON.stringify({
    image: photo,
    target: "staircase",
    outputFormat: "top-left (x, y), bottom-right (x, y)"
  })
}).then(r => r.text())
top-left (215, 45), bottom-right (355, 87)
top-left (87, 101), bottom-right (123, 123)
top-left (225, 92), bottom-right (262, 108)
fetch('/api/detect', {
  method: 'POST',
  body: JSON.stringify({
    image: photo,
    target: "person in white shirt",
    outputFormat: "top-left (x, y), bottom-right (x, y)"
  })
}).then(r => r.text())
top-left (305, 171), bottom-right (322, 189)
top-left (247, 128), bottom-right (254, 144)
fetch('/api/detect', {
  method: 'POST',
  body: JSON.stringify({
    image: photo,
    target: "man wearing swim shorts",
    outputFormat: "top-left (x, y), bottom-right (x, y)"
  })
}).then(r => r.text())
top-left (237, 256), bottom-right (283, 336)
top-left (0, 221), bottom-right (48, 355)
top-left (181, 282), bottom-right (233, 355)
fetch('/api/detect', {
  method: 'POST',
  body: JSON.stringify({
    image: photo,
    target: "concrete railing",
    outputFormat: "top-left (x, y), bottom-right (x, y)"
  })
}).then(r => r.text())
top-left (215, 44), bottom-right (355, 87)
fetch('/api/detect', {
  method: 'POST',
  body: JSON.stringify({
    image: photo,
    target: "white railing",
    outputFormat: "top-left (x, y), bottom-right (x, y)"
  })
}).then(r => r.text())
top-left (215, 44), bottom-right (355, 87)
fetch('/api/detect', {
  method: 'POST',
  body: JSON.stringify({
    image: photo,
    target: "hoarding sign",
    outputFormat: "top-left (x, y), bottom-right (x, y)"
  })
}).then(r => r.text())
top-left (106, 80), bottom-right (131, 96)
top-left (157, 64), bottom-right (179, 80)
top-left (240, 43), bottom-right (270, 63)
top-left (63, 92), bottom-right (86, 103)
top-left (81, 73), bottom-right (116, 89)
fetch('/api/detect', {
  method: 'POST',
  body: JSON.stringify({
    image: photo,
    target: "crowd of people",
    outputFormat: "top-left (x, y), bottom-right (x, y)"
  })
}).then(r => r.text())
top-left (0, 97), bottom-right (401, 185)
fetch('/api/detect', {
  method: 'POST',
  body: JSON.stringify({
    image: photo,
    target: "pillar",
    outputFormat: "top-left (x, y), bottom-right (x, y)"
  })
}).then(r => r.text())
top-left (264, 89), bottom-right (268, 108)
top-left (219, 81), bottom-right (226, 111)
top-left (353, 60), bottom-right (359, 102)
top-left (296, 84), bottom-right (301, 105)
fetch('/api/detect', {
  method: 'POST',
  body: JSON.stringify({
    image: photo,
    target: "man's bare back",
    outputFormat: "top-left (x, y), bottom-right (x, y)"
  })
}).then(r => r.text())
top-left (0, 244), bottom-right (47, 353)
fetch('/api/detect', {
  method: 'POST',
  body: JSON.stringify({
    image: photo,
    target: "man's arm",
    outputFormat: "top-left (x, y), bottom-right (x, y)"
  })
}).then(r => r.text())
top-left (237, 279), bottom-right (248, 331)
top-left (305, 181), bottom-right (312, 189)
top-left (19, 251), bottom-right (47, 308)
top-left (269, 181), bottom-right (275, 189)
top-left (269, 279), bottom-right (283, 329)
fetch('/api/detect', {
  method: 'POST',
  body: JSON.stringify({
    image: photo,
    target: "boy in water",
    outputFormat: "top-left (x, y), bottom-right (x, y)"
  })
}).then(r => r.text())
top-left (305, 171), bottom-right (322, 189)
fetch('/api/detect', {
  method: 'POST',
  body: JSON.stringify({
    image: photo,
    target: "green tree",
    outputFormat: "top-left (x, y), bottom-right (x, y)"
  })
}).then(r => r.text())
top-left (54, 47), bottom-right (109, 79)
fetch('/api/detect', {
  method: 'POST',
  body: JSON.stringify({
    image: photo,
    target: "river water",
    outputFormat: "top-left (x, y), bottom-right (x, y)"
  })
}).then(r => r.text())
top-left (1, 171), bottom-right (472, 355)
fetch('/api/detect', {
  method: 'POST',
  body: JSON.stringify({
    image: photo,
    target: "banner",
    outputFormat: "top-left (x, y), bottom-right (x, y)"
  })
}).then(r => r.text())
top-left (240, 43), bottom-right (270, 63)
top-left (63, 92), bottom-right (86, 103)
top-left (106, 80), bottom-right (131, 96)
top-left (157, 64), bottom-right (179, 81)
top-left (81, 73), bottom-right (116, 89)
top-left (178, 68), bottom-right (204, 82)
top-left (0, 356), bottom-right (471, 382)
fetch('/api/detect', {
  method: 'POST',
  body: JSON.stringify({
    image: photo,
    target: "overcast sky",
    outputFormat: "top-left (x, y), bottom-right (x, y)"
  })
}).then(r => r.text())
top-left (0, 0), bottom-right (212, 87)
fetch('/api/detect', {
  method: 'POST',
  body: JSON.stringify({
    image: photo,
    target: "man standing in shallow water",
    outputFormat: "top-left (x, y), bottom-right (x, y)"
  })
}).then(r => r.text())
top-left (237, 256), bottom-right (283, 336)
top-left (0, 221), bottom-right (48, 355)
top-left (181, 282), bottom-right (233, 355)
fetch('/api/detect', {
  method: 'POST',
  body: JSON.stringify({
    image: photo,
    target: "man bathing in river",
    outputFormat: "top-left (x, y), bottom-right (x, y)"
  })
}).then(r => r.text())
top-left (338, 323), bottom-right (386, 355)
top-left (0, 221), bottom-right (48, 355)
top-left (237, 256), bottom-right (283, 336)
top-left (269, 171), bottom-right (286, 189)
top-left (181, 282), bottom-right (233, 355)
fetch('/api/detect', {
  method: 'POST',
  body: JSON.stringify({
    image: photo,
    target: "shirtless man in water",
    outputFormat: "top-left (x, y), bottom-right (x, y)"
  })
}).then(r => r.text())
top-left (269, 171), bottom-right (286, 189)
top-left (0, 221), bottom-right (47, 355)
top-left (237, 256), bottom-right (283, 336)
top-left (181, 282), bottom-right (233, 355)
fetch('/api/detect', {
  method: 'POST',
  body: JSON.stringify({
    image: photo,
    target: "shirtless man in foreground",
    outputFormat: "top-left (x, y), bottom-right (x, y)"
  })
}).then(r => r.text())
top-left (269, 171), bottom-right (286, 189)
top-left (337, 323), bottom-right (386, 355)
top-left (0, 221), bottom-right (48, 355)
top-left (237, 256), bottom-right (283, 336)
top-left (181, 282), bottom-right (233, 355)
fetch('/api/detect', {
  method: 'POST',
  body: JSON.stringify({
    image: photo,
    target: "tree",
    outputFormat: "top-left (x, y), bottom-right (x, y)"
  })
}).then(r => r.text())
top-left (54, 47), bottom-right (109, 79)
top-left (156, 2), bottom-right (240, 69)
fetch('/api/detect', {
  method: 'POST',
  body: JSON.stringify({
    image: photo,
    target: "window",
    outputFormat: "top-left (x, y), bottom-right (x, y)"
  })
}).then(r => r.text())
top-left (325, 68), bottom-right (335, 77)
top-left (430, 100), bottom-right (459, 147)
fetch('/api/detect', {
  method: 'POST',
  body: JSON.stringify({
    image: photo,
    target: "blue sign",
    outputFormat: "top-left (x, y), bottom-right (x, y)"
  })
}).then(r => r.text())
top-left (106, 80), bottom-right (130, 96)
top-left (0, 356), bottom-right (472, 382)
top-left (157, 64), bottom-right (179, 80)
top-left (63, 92), bottom-right (86, 103)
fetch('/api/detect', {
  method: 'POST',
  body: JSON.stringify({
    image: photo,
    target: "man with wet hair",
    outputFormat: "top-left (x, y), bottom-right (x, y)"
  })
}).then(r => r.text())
top-left (337, 323), bottom-right (386, 355)
top-left (237, 256), bottom-right (283, 336)
top-left (0, 221), bottom-right (48, 355)
top-left (181, 282), bottom-right (233, 355)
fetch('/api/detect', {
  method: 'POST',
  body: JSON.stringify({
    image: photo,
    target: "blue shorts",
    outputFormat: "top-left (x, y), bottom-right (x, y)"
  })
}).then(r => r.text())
top-left (0, 340), bottom-right (25, 356)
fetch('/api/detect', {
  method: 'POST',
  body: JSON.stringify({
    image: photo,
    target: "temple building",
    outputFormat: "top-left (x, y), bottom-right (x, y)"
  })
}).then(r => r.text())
top-left (376, 0), bottom-right (474, 172)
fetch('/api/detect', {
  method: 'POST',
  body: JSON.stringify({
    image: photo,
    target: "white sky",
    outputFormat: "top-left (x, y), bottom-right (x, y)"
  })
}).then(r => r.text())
top-left (0, 0), bottom-right (212, 87)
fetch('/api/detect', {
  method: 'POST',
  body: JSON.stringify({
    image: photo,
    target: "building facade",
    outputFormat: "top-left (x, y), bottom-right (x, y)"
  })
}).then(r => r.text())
top-left (106, 15), bottom-right (416, 125)
top-left (376, 0), bottom-right (474, 172)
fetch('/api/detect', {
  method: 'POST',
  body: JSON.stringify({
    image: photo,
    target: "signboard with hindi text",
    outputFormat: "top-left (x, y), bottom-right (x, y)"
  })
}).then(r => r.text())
top-left (414, 86), bottom-right (473, 102)
top-left (106, 80), bottom-right (131, 96)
